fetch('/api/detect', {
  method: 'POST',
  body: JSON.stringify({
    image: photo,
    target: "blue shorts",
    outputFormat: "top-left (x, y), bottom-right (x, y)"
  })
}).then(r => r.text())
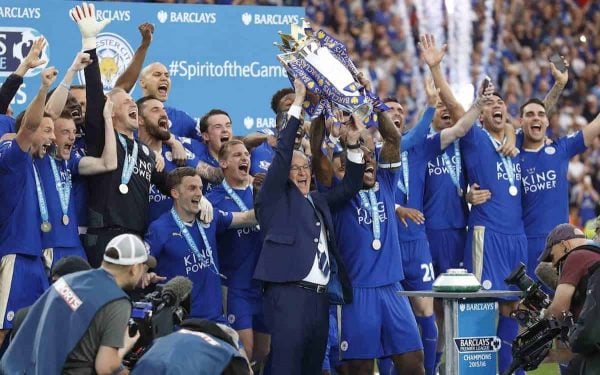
top-left (322, 306), bottom-right (340, 372)
top-left (464, 226), bottom-right (527, 299)
top-left (427, 227), bottom-right (466, 275)
top-left (226, 286), bottom-right (267, 333)
top-left (338, 283), bottom-right (423, 359)
top-left (399, 239), bottom-right (434, 291)
top-left (0, 254), bottom-right (48, 329)
top-left (43, 246), bottom-right (88, 271)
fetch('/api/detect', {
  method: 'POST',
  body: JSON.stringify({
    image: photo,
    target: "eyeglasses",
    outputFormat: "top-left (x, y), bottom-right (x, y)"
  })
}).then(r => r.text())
top-left (290, 164), bottom-right (310, 173)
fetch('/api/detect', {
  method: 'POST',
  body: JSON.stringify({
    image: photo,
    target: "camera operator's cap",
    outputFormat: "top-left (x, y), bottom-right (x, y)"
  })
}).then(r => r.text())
top-left (104, 234), bottom-right (157, 268)
top-left (539, 223), bottom-right (586, 262)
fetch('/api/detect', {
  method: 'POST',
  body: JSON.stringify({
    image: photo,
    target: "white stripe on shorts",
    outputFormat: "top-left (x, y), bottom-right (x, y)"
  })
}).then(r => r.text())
top-left (472, 226), bottom-right (485, 281)
top-left (0, 254), bottom-right (16, 329)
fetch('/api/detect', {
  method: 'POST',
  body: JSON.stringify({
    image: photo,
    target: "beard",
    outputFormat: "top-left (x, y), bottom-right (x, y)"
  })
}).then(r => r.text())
top-left (147, 123), bottom-right (171, 141)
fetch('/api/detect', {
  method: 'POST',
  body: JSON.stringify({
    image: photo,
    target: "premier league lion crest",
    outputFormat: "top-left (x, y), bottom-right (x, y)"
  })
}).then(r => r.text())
top-left (77, 32), bottom-right (134, 93)
top-left (275, 19), bottom-right (387, 123)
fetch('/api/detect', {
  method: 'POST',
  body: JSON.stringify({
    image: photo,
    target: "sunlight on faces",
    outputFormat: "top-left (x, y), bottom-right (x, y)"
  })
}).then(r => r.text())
top-left (110, 89), bottom-right (139, 132)
top-left (289, 150), bottom-right (311, 195)
top-left (31, 117), bottom-right (55, 158)
top-left (361, 134), bottom-right (377, 189)
top-left (141, 63), bottom-right (171, 102)
top-left (139, 98), bottom-right (170, 141)
top-left (480, 95), bottom-right (506, 133)
top-left (520, 102), bottom-right (548, 144)
top-left (202, 114), bottom-right (233, 154)
top-left (219, 142), bottom-right (250, 186)
top-left (432, 99), bottom-right (452, 130)
top-left (383, 101), bottom-right (405, 134)
top-left (171, 175), bottom-right (203, 219)
top-left (53, 117), bottom-right (77, 160)
top-left (278, 92), bottom-right (295, 113)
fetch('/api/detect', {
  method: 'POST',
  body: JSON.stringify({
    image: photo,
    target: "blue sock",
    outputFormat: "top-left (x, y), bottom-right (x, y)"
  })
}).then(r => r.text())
top-left (415, 315), bottom-right (438, 375)
top-left (435, 351), bottom-right (443, 372)
top-left (497, 315), bottom-right (524, 375)
top-left (377, 357), bottom-right (394, 375)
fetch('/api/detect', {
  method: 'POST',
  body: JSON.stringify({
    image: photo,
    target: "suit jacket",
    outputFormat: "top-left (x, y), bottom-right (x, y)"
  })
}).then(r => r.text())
top-left (253, 113), bottom-right (364, 304)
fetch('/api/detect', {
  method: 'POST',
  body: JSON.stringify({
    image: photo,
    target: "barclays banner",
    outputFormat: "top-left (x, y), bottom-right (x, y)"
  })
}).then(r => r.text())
top-left (0, 1), bottom-right (304, 135)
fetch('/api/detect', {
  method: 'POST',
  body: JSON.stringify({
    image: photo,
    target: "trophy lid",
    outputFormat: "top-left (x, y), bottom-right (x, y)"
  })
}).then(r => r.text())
top-left (432, 268), bottom-right (481, 292)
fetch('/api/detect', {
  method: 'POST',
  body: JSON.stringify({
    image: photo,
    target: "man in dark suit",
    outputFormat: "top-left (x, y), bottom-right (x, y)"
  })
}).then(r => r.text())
top-left (254, 79), bottom-right (366, 374)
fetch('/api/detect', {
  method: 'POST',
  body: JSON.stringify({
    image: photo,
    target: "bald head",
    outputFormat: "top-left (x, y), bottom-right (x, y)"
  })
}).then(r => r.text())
top-left (140, 62), bottom-right (171, 101)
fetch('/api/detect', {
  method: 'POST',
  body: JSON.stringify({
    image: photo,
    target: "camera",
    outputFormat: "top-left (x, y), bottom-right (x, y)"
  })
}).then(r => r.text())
top-left (123, 276), bottom-right (192, 367)
top-left (505, 262), bottom-right (550, 327)
top-left (502, 263), bottom-right (573, 375)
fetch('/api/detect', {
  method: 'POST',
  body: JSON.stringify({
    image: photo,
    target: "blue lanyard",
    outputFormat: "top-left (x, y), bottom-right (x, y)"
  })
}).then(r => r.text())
top-left (483, 129), bottom-right (516, 190)
top-left (49, 157), bottom-right (71, 219)
top-left (222, 180), bottom-right (249, 211)
top-left (397, 151), bottom-right (409, 201)
top-left (430, 127), bottom-right (462, 194)
top-left (117, 133), bottom-right (138, 186)
top-left (359, 189), bottom-right (381, 247)
top-left (170, 208), bottom-right (220, 277)
top-left (33, 161), bottom-right (50, 228)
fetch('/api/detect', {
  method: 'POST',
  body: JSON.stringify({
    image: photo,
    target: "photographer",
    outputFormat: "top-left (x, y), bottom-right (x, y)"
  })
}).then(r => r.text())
top-left (131, 319), bottom-right (251, 375)
top-left (538, 223), bottom-right (600, 374)
top-left (1, 234), bottom-right (161, 375)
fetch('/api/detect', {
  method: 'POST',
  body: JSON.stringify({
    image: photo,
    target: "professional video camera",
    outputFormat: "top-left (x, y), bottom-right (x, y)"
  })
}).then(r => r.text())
top-left (502, 263), bottom-right (573, 375)
top-left (505, 262), bottom-right (550, 326)
top-left (123, 276), bottom-right (193, 367)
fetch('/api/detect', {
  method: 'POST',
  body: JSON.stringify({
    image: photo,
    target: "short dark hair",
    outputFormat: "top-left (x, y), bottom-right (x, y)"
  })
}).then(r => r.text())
top-left (519, 98), bottom-right (546, 117)
top-left (218, 139), bottom-right (245, 161)
top-left (14, 111), bottom-right (52, 133)
top-left (166, 167), bottom-right (199, 196)
top-left (271, 87), bottom-right (295, 114)
top-left (383, 96), bottom-right (400, 104)
top-left (199, 109), bottom-right (231, 134)
top-left (136, 95), bottom-right (162, 115)
top-left (69, 84), bottom-right (85, 90)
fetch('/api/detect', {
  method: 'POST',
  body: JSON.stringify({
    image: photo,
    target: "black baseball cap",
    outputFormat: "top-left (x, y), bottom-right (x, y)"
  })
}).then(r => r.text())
top-left (50, 256), bottom-right (91, 280)
top-left (539, 223), bottom-right (586, 262)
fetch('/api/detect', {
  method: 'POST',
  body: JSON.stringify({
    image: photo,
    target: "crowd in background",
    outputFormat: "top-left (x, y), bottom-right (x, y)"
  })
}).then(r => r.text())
top-left (95, 0), bottom-right (600, 228)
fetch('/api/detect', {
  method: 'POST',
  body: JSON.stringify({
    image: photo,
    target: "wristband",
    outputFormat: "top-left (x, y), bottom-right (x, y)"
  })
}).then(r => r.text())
top-left (328, 134), bottom-right (340, 145)
top-left (346, 141), bottom-right (361, 150)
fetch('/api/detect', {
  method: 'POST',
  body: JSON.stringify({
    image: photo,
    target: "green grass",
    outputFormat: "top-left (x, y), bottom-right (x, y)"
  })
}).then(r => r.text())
top-left (527, 363), bottom-right (559, 375)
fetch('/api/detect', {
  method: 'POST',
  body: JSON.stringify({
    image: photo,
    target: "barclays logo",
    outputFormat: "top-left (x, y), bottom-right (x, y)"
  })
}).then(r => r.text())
top-left (0, 27), bottom-right (49, 77)
top-left (241, 12), bottom-right (252, 26)
top-left (157, 10), bottom-right (168, 24)
top-left (243, 116), bottom-right (254, 130)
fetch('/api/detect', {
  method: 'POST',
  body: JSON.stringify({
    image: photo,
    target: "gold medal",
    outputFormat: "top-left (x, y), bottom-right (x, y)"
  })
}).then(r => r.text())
top-left (41, 221), bottom-right (52, 233)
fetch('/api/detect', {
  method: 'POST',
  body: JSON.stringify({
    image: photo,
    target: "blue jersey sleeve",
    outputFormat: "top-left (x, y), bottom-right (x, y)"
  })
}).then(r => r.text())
top-left (69, 151), bottom-right (83, 176)
top-left (215, 209), bottom-right (233, 233)
top-left (0, 140), bottom-right (29, 174)
top-left (559, 131), bottom-right (586, 159)
top-left (401, 107), bottom-right (434, 150)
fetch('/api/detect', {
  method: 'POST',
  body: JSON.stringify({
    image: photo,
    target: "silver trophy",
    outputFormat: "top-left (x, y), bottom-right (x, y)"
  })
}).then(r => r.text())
top-left (275, 20), bottom-right (380, 120)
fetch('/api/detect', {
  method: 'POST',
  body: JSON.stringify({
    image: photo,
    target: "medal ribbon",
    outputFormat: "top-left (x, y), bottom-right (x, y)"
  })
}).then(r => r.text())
top-left (359, 189), bottom-right (381, 245)
top-left (49, 157), bottom-right (71, 219)
top-left (117, 133), bottom-right (138, 187)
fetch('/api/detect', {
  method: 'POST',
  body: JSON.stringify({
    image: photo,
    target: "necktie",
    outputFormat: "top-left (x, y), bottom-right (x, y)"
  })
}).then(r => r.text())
top-left (307, 194), bottom-right (330, 278)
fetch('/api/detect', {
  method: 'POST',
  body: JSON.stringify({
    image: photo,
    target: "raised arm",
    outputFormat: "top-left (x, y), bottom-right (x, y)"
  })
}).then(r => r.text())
top-left (582, 112), bottom-right (600, 147)
top-left (439, 82), bottom-right (492, 150)
top-left (309, 115), bottom-right (335, 187)
top-left (543, 56), bottom-right (569, 117)
top-left (78, 98), bottom-right (118, 175)
top-left (115, 23), bottom-right (154, 93)
top-left (70, 2), bottom-right (110, 157)
top-left (16, 68), bottom-right (57, 152)
top-left (419, 34), bottom-right (466, 122)
top-left (257, 79), bottom-right (305, 204)
top-left (1, 37), bottom-right (46, 114)
top-left (45, 52), bottom-right (92, 120)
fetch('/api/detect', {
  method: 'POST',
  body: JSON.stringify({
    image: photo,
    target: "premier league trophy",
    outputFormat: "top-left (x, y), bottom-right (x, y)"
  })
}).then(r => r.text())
top-left (275, 19), bottom-right (387, 121)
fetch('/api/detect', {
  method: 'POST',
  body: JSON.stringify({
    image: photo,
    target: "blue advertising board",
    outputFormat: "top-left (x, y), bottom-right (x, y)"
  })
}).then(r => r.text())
top-left (0, 1), bottom-right (304, 135)
top-left (455, 300), bottom-right (501, 374)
